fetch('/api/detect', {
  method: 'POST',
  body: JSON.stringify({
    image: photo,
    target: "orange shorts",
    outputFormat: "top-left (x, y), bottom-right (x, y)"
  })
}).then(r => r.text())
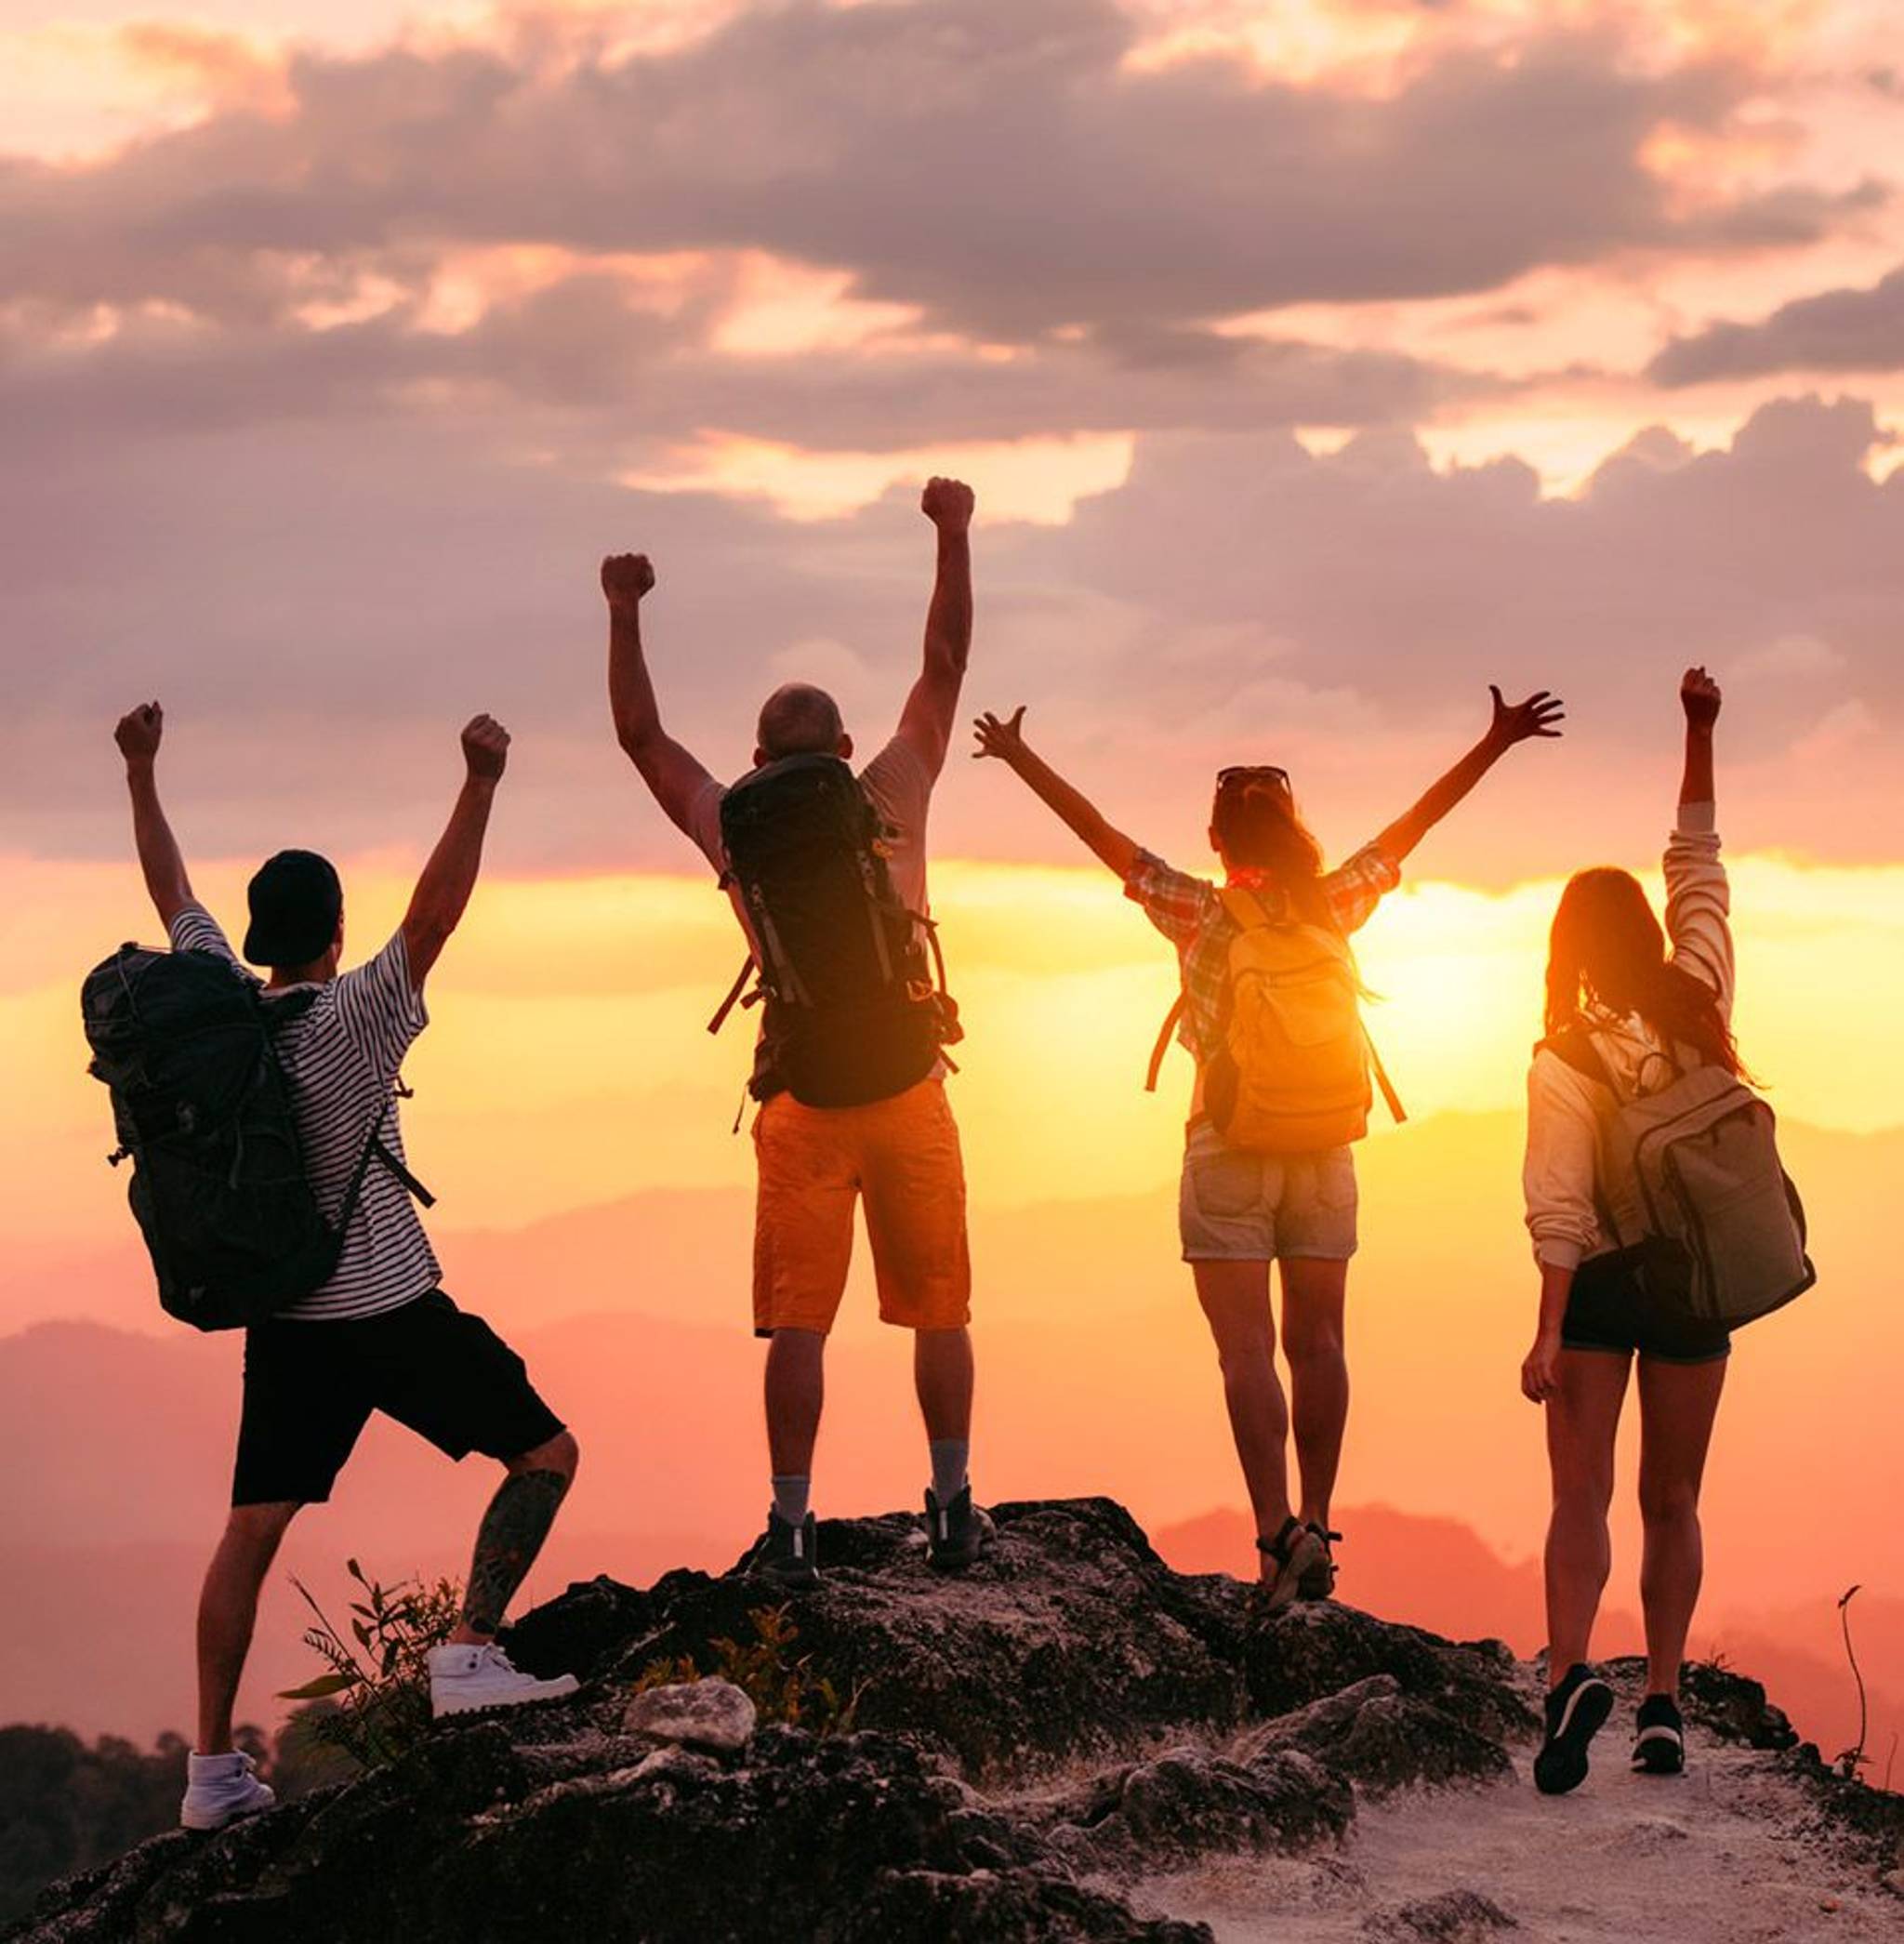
top-left (751, 1078), bottom-right (972, 1337)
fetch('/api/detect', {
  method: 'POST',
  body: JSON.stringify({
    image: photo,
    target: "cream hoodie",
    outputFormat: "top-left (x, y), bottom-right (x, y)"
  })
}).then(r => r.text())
top-left (1521, 801), bottom-right (1734, 1271)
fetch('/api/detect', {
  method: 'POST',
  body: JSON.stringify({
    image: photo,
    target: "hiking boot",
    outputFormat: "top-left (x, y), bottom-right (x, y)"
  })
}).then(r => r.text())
top-left (1533, 1662), bottom-right (1616, 1795)
top-left (179, 1750), bottom-right (275, 1832)
top-left (428, 1642), bottom-right (580, 1719)
top-left (1256, 1516), bottom-right (1327, 1613)
top-left (743, 1507), bottom-right (821, 1590)
top-left (1297, 1523), bottom-right (1341, 1601)
top-left (1632, 1693), bottom-right (1686, 1776)
top-left (924, 1485), bottom-right (995, 1571)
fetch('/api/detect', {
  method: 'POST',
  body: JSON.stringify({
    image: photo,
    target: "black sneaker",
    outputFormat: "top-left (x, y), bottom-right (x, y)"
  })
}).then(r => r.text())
top-left (924, 1485), bottom-right (995, 1571)
top-left (744, 1508), bottom-right (820, 1590)
top-left (1534, 1662), bottom-right (1616, 1796)
top-left (1632, 1693), bottom-right (1686, 1776)
top-left (1297, 1524), bottom-right (1341, 1601)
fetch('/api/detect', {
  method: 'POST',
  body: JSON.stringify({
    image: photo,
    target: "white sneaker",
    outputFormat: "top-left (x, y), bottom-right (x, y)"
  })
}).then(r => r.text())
top-left (428, 1641), bottom-right (580, 1719)
top-left (180, 1750), bottom-right (276, 1831)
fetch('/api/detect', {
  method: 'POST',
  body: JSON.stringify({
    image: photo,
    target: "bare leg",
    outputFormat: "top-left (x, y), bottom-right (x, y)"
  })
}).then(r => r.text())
top-left (1278, 1256), bottom-right (1350, 1529)
top-left (1542, 1349), bottom-right (1631, 1685)
top-left (450, 1430), bottom-right (580, 1644)
top-left (1193, 1261), bottom-right (1290, 1581)
top-left (913, 1326), bottom-right (974, 1444)
top-left (1636, 1355), bottom-right (1728, 1698)
top-left (197, 1502), bottom-right (300, 1754)
top-left (764, 1329), bottom-right (826, 1481)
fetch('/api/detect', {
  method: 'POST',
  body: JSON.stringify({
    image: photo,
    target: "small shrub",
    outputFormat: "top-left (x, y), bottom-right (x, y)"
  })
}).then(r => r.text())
top-left (278, 1560), bottom-right (463, 1770)
top-left (631, 1606), bottom-right (863, 1735)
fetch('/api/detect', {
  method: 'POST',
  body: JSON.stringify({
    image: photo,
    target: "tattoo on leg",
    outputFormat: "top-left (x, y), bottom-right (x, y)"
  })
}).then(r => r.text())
top-left (462, 1468), bottom-right (570, 1636)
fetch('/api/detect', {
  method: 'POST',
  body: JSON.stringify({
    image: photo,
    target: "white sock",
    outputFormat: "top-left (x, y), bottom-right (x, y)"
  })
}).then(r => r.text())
top-left (772, 1475), bottom-right (811, 1527)
top-left (929, 1439), bottom-right (969, 1505)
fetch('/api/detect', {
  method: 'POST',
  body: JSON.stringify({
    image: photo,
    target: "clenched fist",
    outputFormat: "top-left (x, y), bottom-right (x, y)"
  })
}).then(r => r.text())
top-left (601, 553), bottom-right (655, 609)
top-left (1681, 666), bottom-right (1722, 730)
top-left (920, 477), bottom-right (974, 533)
top-left (461, 713), bottom-right (511, 783)
top-left (115, 701), bottom-right (165, 766)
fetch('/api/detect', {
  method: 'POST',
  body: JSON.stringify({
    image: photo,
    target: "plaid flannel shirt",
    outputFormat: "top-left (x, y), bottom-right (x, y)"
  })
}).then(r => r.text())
top-left (1125, 842), bottom-right (1402, 1064)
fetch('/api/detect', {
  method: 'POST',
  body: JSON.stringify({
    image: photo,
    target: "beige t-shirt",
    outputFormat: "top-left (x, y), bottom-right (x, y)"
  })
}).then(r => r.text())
top-left (686, 734), bottom-right (935, 947)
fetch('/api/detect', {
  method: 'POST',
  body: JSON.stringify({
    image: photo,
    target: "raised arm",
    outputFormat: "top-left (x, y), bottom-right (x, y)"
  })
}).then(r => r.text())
top-left (1665, 666), bottom-right (1733, 1012)
top-left (1374, 685), bottom-right (1565, 865)
top-left (972, 707), bottom-right (1140, 879)
top-left (602, 552), bottom-right (718, 836)
top-left (401, 716), bottom-right (509, 987)
top-left (115, 702), bottom-right (194, 928)
top-left (1679, 665), bottom-right (1719, 807)
top-left (894, 478), bottom-right (974, 778)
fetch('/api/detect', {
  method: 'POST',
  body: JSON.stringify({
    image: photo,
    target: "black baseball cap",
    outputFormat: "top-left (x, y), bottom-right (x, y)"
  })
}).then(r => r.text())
top-left (243, 850), bottom-right (342, 967)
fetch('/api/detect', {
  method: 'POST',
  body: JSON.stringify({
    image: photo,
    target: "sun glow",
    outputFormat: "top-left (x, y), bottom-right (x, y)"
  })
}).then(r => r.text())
top-left (7, 849), bottom-right (1900, 1294)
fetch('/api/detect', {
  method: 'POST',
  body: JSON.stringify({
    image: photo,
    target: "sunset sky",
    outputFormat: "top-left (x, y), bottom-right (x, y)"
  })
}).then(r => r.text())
top-left (3, 0), bottom-right (1902, 1750)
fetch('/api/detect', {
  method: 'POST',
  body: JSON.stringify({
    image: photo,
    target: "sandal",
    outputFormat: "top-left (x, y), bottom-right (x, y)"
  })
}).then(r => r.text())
top-left (1298, 1524), bottom-right (1341, 1602)
top-left (1255, 1516), bottom-right (1326, 1612)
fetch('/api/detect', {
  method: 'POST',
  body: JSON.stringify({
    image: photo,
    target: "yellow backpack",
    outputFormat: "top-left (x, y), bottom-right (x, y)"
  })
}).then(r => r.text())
top-left (1147, 888), bottom-right (1403, 1153)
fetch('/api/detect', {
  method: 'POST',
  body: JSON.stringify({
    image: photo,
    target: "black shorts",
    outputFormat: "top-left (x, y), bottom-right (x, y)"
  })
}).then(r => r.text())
top-left (231, 1289), bottom-right (565, 1507)
top-left (1562, 1250), bottom-right (1731, 1366)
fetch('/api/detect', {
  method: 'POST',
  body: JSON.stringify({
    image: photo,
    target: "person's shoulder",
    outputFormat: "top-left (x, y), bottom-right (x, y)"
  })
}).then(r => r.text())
top-left (861, 734), bottom-right (931, 807)
top-left (686, 773), bottom-right (732, 860)
top-left (168, 902), bottom-right (255, 975)
top-left (1533, 1023), bottom-right (1613, 1090)
top-left (1329, 840), bottom-right (1402, 886)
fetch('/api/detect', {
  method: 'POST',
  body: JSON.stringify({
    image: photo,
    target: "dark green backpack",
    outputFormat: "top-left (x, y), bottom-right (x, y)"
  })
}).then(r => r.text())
top-left (81, 944), bottom-right (425, 1331)
top-left (713, 755), bottom-right (960, 1108)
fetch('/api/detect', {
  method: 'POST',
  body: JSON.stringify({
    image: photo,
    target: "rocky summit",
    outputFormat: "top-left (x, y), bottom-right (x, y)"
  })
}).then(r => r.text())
top-left (11, 1499), bottom-right (1901, 1943)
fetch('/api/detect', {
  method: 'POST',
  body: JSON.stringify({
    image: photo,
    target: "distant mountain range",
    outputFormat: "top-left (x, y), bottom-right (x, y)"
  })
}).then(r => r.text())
top-left (3, 1111), bottom-right (1896, 1774)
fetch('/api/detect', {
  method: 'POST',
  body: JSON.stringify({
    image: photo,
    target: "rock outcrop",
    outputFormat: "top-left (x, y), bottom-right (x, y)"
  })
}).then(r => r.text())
top-left (10, 1498), bottom-right (1899, 1943)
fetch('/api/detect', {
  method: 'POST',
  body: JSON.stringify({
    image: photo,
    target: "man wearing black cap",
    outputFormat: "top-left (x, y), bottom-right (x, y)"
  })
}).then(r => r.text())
top-left (113, 701), bottom-right (581, 1833)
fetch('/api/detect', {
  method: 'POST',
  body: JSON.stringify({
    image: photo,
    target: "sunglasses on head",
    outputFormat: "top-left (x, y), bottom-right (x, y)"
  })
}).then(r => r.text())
top-left (1215, 765), bottom-right (1290, 792)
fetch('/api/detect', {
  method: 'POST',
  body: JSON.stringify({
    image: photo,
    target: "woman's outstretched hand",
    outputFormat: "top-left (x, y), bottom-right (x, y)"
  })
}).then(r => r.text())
top-left (1488, 685), bottom-right (1567, 750)
top-left (1521, 1328), bottom-right (1564, 1405)
top-left (972, 706), bottom-right (1029, 764)
top-left (1681, 666), bottom-right (1722, 730)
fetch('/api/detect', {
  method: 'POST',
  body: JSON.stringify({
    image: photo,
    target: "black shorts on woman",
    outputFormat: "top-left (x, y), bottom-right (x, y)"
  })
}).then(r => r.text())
top-left (1562, 1249), bottom-right (1731, 1365)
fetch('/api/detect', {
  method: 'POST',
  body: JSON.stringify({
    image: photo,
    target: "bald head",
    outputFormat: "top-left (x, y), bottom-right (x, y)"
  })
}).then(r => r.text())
top-left (756, 682), bottom-right (848, 760)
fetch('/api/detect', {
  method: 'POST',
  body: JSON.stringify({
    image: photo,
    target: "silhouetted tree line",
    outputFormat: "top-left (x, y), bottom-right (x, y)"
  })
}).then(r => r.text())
top-left (0, 1717), bottom-right (347, 1923)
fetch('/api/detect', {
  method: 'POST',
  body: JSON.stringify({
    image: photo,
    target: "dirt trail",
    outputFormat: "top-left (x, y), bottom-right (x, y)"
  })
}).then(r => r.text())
top-left (1129, 1734), bottom-right (1897, 1942)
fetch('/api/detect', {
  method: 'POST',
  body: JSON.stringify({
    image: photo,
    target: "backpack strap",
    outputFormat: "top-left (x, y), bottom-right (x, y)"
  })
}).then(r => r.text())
top-left (1543, 1023), bottom-right (1622, 1099)
top-left (1217, 886), bottom-right (1273, 932)
top-left (1145, 995), bottom-right (1187, 1094)
top-left (332, 1091), bottom-right (435, 1237)
top-left (1366, 1028), bottom-right (1406, 1126)
top-left (707, 956), bottom-right (757, 1037)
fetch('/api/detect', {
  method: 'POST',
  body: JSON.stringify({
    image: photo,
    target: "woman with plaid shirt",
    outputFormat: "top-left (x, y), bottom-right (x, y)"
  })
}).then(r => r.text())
top-left (974, 687), bottom-right (1564, 1607)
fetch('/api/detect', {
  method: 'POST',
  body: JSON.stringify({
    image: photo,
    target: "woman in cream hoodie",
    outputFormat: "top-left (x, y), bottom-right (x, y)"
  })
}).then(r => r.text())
top-left (1519, 667), bottom-right (1739, 1796)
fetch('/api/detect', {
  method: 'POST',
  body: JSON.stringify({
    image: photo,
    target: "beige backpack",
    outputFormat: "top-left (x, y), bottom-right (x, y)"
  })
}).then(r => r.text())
top-left (1548, 1028), bottom-right (1815, 1328)
top-left (1148, 888), bottom-right (1403, 1153)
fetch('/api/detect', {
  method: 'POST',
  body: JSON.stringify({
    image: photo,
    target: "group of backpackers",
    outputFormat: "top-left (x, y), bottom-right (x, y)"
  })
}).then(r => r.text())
top-left (84, 479), bottom-right (1813, 1832)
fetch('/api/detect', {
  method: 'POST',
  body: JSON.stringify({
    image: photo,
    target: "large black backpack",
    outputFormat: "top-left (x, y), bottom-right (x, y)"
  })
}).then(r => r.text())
top-left (712, 755), bottom-right (960, 1108)
top-left (81, 944), bottom-right (427, 1331)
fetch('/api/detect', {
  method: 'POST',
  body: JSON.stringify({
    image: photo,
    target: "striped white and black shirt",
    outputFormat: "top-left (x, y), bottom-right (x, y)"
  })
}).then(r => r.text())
top-left (169, 904), bottom-right (441, 1322)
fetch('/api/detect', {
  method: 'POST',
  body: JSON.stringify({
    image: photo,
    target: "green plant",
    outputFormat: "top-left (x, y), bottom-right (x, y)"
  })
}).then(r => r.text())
top-left (631, 1605), bottom-right (863, 1735)
top-left (278, 1560), bottom-right (464, 1770)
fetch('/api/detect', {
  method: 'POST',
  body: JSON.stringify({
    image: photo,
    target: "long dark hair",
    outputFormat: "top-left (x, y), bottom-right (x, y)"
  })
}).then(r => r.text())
top-left (1210, 772), bottom-right (1334, 929)
top-left (1543, 866), bottom-right (1744, 1076)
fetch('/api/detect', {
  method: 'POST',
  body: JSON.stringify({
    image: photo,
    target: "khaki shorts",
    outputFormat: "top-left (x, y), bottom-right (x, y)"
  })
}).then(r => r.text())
top-left (1179, 1122), bottom-right (1359, 1263)
top-left (752, 1078), bottom-right (972, 1336)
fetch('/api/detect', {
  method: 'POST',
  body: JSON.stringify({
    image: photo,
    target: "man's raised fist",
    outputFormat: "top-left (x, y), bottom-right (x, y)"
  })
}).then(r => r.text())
top-left (920, 477), bottom-right (974, 533)
top-left (114, 702), bottom-right (164, 765)
top-left (601, 553), bottom-right (656, 607)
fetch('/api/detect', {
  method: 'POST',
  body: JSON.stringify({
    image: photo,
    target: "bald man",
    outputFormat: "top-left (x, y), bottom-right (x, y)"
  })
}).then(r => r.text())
top-left (601, 479), bottom-right (987, 1585)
